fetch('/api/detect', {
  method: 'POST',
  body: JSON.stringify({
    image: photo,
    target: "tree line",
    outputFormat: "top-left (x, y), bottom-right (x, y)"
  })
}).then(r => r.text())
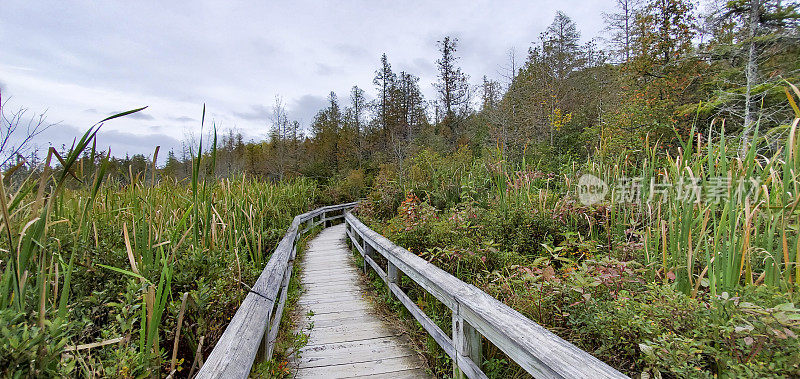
top-left (5, 0), bottom-right (798, 185)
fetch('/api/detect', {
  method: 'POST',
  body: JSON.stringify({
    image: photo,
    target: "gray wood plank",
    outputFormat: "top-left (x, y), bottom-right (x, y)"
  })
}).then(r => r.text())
top-left (300, 288), bottom-right (362, 301)
top-left (301, 276), bottom-right (357, 286)
top-left (296, 356), bottom-right (425, 379)
top-left (299, 340), bottom-right (415, 368)
top-left (300, 299), bottom-right (370, 315)
top-left (298, 292), bottom-right (364, 306)
top-left (305, 322), bottom-right (399, 346)
top-left (293, 224), bottom-right (430, 378)
top-left (351, 368), bottom-right (432, 378)
top-left (305, 313), bottom-right (377, 329)
top-left (303, 308), bottom-right (375, 323)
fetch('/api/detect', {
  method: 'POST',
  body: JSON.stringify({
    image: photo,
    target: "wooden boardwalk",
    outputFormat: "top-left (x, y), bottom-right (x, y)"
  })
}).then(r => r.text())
top-left (294, 224), bottom-right (430, 378)
top-left (200, 205), bottom-right (626, 378)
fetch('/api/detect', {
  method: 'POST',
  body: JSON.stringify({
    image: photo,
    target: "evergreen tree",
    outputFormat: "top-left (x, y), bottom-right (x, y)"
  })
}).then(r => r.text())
top-left (543, 11), bottom-right (586, 79)
top-left (308, 92), bottom-right (342, 179)
top-left (712, 0), bottom-right (800, 155)
top-left (434, 36), bottom-right (471, 145)
top-left (373, 54), bottom-right (396, 149)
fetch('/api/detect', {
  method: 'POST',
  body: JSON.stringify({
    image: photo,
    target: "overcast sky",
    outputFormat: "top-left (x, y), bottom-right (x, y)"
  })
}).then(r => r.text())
top-left (0, 0), bottom-right (617, 162)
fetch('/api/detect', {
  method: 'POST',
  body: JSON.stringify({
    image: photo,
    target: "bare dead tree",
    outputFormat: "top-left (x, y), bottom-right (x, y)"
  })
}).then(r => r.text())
top-left (0, 91), bottom-right (56, 168)
top-left (269, 96), bottom-right (290, 179)
top-left (602, 0), bottom-right (642, 63)
top-left (704, 0), bottom-right (800, 156)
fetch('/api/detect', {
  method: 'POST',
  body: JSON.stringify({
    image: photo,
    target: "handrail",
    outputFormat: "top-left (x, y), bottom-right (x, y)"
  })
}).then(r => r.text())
top-left (197, 202), bottom-right (358, 378)
top-left (344, 212), bottom-right (628, 379)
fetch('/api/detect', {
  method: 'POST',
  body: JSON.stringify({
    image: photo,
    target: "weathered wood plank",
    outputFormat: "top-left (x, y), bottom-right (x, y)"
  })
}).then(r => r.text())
top-left (296, 355), bottom-right (425, 379)
top-left (302, 266), bottom-right (359, 276)
top-left (302, 282), bottom-right (360, 294)
top-left (294, 224), bottom-right (430, 378)
top-left (301, 255), bottom-right (350, 264)
top-left (363, 252), bottom-right (387, 282)
top-left (301, 299), bottom-right (371, 315)
top-left (264, 261), bottom-right (293, 360)
top-left (301, 276), bottom-right (357, 286)
top-left (385, 281), bottom-right (455, 359)
top-left (453, 304), bottom-right (485, 379)
top-left (305, 321), bottom-right (399, 346)
top-left (305, 312), bottom-right (377, 329)
top-left (349, 368), bottom-right (432, 378)
top-left (297, 292), bottom-right (364, 306)
top-left (303, 308), bottom-right (373, 322)
top-left (300, 288), bottom-right (362, 301)
top-left (299, 336), bottom-right (406, 357)
top-left (299, 338), bottom-right (414, 368)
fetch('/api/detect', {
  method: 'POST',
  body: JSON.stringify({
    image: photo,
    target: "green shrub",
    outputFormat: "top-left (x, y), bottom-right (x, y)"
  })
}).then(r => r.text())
top-left (0, 310), bottom-right (75, 377)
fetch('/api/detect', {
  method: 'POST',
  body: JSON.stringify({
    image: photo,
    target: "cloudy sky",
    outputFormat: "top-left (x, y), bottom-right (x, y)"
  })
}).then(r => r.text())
top-left (0, 0), bottom-right (617, 162)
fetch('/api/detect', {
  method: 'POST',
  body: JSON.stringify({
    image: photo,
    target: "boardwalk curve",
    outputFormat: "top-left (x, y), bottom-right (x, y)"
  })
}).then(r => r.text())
top-left (199, 204), bottom-right (627, 379)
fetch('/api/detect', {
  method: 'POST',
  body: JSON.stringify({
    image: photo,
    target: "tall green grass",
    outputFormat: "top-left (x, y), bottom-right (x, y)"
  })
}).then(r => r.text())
top-left (570, 114), bottom-right (800, 296)
top-left (0, 109), bottom-right (319, 376)
top-left (463, 90), bottom-right (800, 297)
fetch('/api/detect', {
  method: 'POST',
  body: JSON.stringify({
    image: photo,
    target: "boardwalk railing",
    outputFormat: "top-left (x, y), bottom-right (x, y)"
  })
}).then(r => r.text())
top-left (198, 202), bottom-right (627, 379)
top-left (198, 202), bottom-right (358, 378)
top-left (344, 212), bottom-right (628, 379)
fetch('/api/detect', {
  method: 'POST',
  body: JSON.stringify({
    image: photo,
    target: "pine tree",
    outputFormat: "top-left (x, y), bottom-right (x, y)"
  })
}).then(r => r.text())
top-left (435, 36), bottom-right (471, 145)
top-left (543, 11), bottom-right (586, 79)
top-left (346, 86), bottom-right (367, 167)
top-left (481, 76), bottom-right (501, 111)
top-left (373, 54), bottom-right (396, 149)
top-left (395, 71), bottom-right (426, 140)
top-left (269, 96), bottom-right (290, 179)
top-left (633, 0), bottom-right (695, 69)
top-left (309, 92), bottom-right (342, 178)
top-left (724, 0), bottom-right (799, 155)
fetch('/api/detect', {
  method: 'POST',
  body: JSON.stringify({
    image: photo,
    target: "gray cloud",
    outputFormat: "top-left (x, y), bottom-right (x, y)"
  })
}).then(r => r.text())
top-left (234, 104), bottom-right (270, 122)
top-left (27, 123), bottom-right (180, 161)
top-left (335, 43), bottom-right (368, 59)
top-left (315, 63), bottom-right (345, 76)
top-left (287, 95), bottom-right (327, 126)
top-left (172, 116), bottom-right (196, 123)
top-left (98, 128), bottom-right (179, 157)
top-left (1, 0), bottom-right (617, 155)
top-left (233, 95), bottom-right (331, 130)
top-left (410, 58), bottom-right (436, 78)
top-left (117, 111), bottom-right (154, 121)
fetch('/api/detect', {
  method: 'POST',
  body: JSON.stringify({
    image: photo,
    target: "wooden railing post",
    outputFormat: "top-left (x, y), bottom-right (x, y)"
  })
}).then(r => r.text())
top-left (254, 308), bottom-right (273, 363)
top-left (387, 261), bottom-right (400, 298)
top-left (453, 303), bottom-right (482, 379)
top-left (363, 241), bottom-right (374, 274)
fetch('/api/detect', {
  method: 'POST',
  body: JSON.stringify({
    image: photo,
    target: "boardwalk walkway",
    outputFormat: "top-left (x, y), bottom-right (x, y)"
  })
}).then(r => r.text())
top-left (294, 224), bottom-right (430, 378)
